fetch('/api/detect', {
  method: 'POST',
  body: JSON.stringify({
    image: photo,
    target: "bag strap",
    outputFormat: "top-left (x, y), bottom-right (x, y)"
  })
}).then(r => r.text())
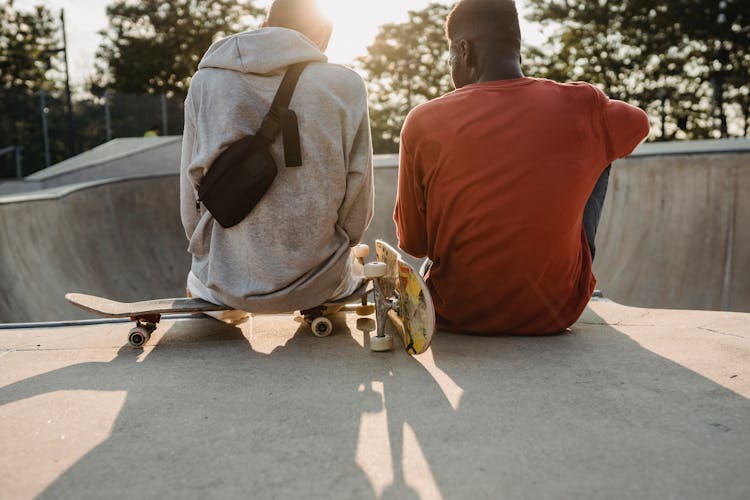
top-left (257, 62), bottom-right (309, 167)
top-left (270, 62), bottom-right (309, 115)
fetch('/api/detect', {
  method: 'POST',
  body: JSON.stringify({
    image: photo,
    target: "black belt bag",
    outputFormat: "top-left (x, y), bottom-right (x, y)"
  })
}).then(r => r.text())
top-left (197, 62), bottom-right (309, 228)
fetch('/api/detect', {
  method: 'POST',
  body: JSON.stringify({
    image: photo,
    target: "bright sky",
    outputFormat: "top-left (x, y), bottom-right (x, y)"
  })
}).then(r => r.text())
top-left (13, 0), bottom-right (545, 87)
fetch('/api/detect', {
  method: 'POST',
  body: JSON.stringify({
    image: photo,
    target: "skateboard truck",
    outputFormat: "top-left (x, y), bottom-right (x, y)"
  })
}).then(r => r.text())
top-left (298, 248), bottom-right (375, 338)
top-left (364, 261), bottom-right (393, 351)
top-left (353, 244), bottom-right (376, 316)
top-left (128, 314), bottom-right (160, 348)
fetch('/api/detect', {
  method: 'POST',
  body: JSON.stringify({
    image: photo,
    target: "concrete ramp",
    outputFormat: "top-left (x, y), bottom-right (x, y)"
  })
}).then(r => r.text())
top-left (0, 176), bottom-right (189, 322)
top-left (594, 144), bottom-right (750, 312)
top-left (0, 137), bottom-right (181, 195)
top-left (0, 141), bottom-right (748, 323)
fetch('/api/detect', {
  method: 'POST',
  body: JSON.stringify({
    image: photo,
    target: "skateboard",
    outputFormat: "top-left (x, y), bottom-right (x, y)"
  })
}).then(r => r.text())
top-left (65, 287), bottom-right (373, 348)
top-left (367, 240), bottom-right (435, 355)
top-left (65, 293), bottom-right (231, 347)
top-left (65, 242), bottom-right (435, 355)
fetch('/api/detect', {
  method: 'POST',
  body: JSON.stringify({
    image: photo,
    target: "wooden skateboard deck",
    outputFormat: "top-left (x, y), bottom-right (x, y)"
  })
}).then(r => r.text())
top-left (374, 240), bottom-right (435, 355)
top-left (66, 293), bottom-right (230, 318)
top-left (66, 282), bottom-right (373, 346)
top-left (65, 292), bottom-right (233, 348)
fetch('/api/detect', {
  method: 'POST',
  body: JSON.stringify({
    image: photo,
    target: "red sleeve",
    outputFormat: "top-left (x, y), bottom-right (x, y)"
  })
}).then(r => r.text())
top-left (594, 88), bottom-right (650, 162)
top-left (393, 116), bottom-right (428, 258)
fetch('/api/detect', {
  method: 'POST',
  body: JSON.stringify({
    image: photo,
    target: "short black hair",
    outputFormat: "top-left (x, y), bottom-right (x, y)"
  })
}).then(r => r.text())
top-left (445, 0), bottom-right (521, 51)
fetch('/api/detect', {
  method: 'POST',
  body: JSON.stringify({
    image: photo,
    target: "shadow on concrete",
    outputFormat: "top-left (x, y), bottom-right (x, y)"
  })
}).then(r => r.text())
top-left (1, 311), bottom-right (749, 499)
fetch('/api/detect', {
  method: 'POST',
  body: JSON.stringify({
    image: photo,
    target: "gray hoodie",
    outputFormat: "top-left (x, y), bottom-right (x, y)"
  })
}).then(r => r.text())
top-left (180, 28), bottom-right (374, 313)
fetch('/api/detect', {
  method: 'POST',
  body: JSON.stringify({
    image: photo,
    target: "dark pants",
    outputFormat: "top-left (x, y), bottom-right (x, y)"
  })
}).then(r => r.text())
top-left (419, 165), bottom-right (612, 277)
top-left (582, 165), bottom-right (611, 262)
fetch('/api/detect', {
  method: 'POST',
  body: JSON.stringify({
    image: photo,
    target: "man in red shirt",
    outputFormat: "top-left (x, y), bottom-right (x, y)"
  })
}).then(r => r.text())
top-left (394, 0), bottom-right (650, 335)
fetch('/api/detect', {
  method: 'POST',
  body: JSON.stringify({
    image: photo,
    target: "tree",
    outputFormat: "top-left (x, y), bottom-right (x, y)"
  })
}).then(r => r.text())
top-left (97, 0), bottom-right (263, 95)
top-left (626, 0), bottom-right (749, 138)
top-left (0, 0), bottom-right (66, 177)
top-left (524, 0), bottom-right (750, 140)
top-left (0, 0), bottom-right (62, 92)
top-left (358, 3), bottom-right (454, 154)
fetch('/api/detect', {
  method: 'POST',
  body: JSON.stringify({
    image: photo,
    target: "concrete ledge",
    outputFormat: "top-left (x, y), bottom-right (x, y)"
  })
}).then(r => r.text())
top-left (27, 136), bottom-right (182, 181)
top-left (368, 139), bottom-right (750, 169)
top-left (0, 173), bottom-right (176, 205)
top-left (0, 137), bottom-right (181, 195)
top-left (630, 138), bottom-right (750, 157)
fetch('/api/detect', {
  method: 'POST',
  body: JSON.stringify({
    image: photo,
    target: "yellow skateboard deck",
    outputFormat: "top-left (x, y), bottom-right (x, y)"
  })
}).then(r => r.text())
top-left (374, 240), bottom-right (435, 355)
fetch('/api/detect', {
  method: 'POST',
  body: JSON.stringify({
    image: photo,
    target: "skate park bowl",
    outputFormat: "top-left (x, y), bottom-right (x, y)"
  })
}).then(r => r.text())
top-left (0, 139), bottom-right (748, 323)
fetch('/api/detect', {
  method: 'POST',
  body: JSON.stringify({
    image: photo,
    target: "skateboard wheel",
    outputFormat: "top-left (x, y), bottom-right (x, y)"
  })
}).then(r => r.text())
top-left (356, 305), bottom-right (375, 316)
top-left (370, 334), bottom-right (393, 352)
top-left (128, 327), bottom-right (150, 347)
top-left (310, 317), bottom-right (334, 338)
top-left (353, 244), bottom-right (370, 258)
top-left (364, 262), bottom-right (387, 278)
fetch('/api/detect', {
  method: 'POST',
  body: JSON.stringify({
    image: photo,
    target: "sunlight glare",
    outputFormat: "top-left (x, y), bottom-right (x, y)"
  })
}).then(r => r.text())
top-left (316, 0), bottom-right (363, 28)
top-left (316, 0), bottom-right (386, 63)
top-left (313, 0), bottom-right (544, 65)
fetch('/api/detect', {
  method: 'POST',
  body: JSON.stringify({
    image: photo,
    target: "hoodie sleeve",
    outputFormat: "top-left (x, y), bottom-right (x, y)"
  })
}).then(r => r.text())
top-left (338, 85), bottom-right (374, 246)
top-left (180, 101), bottom-right (199, 240)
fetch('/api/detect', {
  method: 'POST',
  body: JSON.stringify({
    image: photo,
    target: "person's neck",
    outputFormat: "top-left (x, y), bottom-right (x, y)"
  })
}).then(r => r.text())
top-left (474, 54), bottom-right (524, 83)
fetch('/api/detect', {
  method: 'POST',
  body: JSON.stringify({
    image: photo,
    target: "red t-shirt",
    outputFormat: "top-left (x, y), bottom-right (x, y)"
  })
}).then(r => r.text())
top-left (394, 78), bottom-right (650, 334)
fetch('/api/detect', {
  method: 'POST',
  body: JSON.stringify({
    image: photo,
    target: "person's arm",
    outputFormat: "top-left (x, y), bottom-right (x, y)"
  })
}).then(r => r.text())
top-left (393, 117), bottom-right (428, 258)
top-left (597, 89), bottom-right (650, 161)
top-left (179, 102), bottom-right (200, 240)
top-left (338, 84), bottom-right (374, 246)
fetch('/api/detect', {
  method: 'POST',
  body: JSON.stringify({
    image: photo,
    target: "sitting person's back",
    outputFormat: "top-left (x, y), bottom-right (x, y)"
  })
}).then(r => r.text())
top-left (180, 0), bottom-right (373, 315)
top-left (394, 0), bottom-right (649, 335)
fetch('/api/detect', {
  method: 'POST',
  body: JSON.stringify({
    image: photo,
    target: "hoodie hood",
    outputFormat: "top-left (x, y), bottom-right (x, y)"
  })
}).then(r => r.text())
top-left (198, 27), bottom-right (327, 75)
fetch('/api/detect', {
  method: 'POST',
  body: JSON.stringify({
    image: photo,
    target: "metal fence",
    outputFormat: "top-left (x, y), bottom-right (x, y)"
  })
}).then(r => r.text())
top-left (0, 89), bottom-right (185, 178)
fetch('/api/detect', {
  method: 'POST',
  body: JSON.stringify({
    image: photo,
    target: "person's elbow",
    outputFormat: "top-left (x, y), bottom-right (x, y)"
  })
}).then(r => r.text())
top-left (631, 108), bottom-right (651, 147)
top-left (610, 105), bottom-right (651, 158)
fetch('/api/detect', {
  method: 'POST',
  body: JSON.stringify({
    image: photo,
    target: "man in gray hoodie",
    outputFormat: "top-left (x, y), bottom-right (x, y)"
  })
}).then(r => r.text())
top-left (180, 0), bottom-right (374, 321)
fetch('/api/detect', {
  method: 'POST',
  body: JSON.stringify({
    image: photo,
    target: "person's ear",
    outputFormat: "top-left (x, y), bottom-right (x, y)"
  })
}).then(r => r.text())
top-left (459, 39), bottom-right (474, 68)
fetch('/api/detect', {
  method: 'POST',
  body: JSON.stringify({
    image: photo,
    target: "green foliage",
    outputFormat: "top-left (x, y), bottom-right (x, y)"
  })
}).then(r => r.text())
top-left (0, 1), bottom-right (67, 176)
top-left (524, 0), bottom-right (750, 139)
top-left (97, 0), bottom-right (263, 95)
top-left (358, 3), bottom-right (454, 154)
top-left (0, 0), bottom-right (62, 92)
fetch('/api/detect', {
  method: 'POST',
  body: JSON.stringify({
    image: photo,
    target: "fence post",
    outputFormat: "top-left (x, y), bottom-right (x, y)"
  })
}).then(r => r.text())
top-left (104, 90), bottom-right (112, 142)
top-left (40, 90), bottom-right (51, 168)
top-left (161, 93), bottom-right (168, 136)
top-left (15, 146), bottom-right (23, 178)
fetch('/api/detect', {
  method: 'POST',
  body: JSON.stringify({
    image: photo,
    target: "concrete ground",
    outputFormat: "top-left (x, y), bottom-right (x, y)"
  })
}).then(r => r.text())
top-left (1, 301), bottom-right (748, 499)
